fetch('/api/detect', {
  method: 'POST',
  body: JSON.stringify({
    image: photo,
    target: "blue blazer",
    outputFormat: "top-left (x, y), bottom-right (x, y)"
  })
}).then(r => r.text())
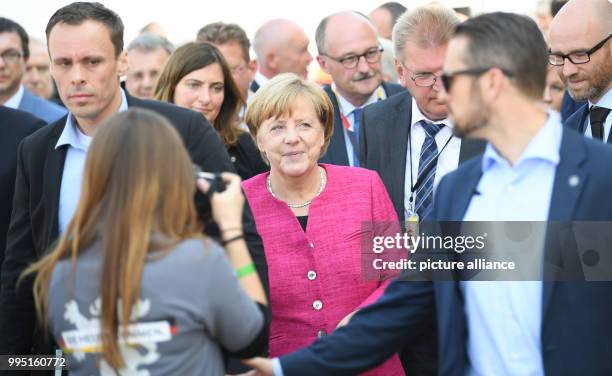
top-left (565, 102), bottom-right (612, 144)
top-left (18, 87), bottom-right (67, 124)
top-left (319, 82), bottom-right (405, 166)
top-left (560, 91), bottom-right (586, 123)
top-left (280, 127), bottom-right (612, 376)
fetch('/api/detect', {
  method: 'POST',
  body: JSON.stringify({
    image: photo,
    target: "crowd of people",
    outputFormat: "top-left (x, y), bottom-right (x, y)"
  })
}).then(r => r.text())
top-left (0, 0), bottom-right (611, 375)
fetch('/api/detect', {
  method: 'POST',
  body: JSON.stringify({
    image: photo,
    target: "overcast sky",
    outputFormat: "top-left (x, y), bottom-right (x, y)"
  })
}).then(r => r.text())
top-left (4, 0), bottom-right (542, 47)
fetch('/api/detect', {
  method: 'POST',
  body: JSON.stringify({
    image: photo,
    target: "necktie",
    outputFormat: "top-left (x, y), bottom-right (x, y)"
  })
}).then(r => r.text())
top-left (347, 108), bottom-right (362, 167)
top-left (589, 106), bottom-right (611, 141)
top-left (415, 121), bottom-right (445, 219)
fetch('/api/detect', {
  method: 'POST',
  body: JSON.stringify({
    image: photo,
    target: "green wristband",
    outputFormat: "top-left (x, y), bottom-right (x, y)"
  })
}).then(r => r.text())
top-left (236, 263), bottom-right (257, 279)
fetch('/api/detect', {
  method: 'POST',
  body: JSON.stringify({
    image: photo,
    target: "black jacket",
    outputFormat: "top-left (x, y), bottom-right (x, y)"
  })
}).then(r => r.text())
top-left (0, 94), bottom-right (269, 360)
top-left (0, 108), bottom-right (44, 280)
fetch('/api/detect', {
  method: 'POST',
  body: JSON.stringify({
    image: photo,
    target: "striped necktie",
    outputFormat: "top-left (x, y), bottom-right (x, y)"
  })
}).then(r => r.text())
top-left (347, 107), bottom-right (362, 167)
top-left (415, 121), bottom-right (445, 219)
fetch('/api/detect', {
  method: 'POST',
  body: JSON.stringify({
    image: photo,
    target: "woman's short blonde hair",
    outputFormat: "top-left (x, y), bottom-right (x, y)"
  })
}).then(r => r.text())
top-left (245, 73), bottom-right (334, 160)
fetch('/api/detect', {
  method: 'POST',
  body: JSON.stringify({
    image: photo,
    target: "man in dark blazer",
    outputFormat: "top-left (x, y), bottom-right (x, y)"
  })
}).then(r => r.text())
top-left (549, 0), bottom-right (611, 141)
top-left (0, 2), bottom-right (268, 363)
top-left (0, 108), bottom-right (44, 280)
top-left (314, 11), bottom-right (404, 167)
top-left (0, 17), bottom-right (67, 123)
top-left (245, 12), bottom-right (612, 376)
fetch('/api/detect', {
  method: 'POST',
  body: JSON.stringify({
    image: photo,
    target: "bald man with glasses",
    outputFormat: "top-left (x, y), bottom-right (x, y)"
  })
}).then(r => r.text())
top-left (315, 11), bottom-right (404, 167)
top-left (549, 0), bottom-right (612, 143)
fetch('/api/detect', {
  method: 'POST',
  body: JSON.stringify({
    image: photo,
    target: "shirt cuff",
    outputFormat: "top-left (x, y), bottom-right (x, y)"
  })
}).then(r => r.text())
top-left (272, 357), bottom-right (284, 376)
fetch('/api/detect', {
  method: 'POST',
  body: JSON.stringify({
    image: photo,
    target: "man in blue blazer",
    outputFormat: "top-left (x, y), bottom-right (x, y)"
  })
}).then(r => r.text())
top-left (0, 17), bottom-right (66, 123)
top-left (246, 10), bottom-right (612, 376)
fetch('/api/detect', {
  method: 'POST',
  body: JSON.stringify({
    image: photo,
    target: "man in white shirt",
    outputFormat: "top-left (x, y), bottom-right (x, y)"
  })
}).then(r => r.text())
top-left (315, 11), bottom-right (405, 167)
top-left (360, 4), bottom-right (485, 223)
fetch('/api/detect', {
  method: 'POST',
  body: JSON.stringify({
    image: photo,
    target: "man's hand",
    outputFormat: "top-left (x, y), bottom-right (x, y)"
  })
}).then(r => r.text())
top-left (241, 357), bottom-right (274, 376)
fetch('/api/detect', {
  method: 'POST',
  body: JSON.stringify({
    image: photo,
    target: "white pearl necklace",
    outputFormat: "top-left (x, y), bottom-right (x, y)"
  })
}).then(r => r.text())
top-left (267, 167), bottom-right (326, 208)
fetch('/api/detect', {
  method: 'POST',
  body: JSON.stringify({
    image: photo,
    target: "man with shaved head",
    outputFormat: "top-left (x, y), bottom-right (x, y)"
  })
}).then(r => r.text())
top-left (22, 38), bottom-right (54, 100)
top-left (251, 19), bottom-right (312, 91)
top-left (316, 11), bottom-right (404, 167)
top-left (549, 0), bottom-right (612, 142)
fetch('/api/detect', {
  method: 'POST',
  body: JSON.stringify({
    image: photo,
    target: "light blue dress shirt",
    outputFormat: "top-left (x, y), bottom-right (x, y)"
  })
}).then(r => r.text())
top-left (56, 89), bottom-right (128, 233)
top-left (461, 111), bottom-right (562, 376)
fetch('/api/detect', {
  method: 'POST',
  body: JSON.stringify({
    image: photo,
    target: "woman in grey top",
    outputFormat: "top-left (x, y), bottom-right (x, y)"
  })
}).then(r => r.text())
top-left (23, 108), bottom-right (268, 375)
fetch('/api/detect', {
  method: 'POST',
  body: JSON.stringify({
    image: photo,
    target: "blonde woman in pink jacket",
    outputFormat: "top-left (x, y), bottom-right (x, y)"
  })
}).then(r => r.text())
top-left (242, 73), bottom-right (405, 376)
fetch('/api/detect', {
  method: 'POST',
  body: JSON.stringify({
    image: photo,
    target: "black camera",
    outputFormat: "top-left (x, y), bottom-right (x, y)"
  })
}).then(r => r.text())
top-left (193, 164), bottom-right (226, 194)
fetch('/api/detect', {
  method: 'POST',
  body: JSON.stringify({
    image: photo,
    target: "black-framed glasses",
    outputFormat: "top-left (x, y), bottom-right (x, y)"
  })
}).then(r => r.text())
top-left (441, 67), bottom-right (515, 92)
top-left (548, 34), bottom-right (611, 66)
top-left (0, 49), bottom-right (23, 64)
top-left (321, 47), bottom-right (383, 69)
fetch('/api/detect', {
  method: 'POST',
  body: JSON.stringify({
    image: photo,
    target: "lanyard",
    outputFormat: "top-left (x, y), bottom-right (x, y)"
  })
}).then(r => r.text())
top-left (334, 86), bottom-right (385, 130)
top-left (408, 123), bottom-right (453, 205)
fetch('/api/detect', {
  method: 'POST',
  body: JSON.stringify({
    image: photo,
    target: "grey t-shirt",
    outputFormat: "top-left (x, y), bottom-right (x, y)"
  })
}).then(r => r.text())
top-left (47, 237), bottom-right (263, 376)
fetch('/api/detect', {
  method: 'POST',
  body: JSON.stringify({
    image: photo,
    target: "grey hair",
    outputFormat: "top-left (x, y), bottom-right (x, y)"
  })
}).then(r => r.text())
top-left (392, 4), bottom-right (460, 63)
top-left (127, 32), bottom-right (174, 55)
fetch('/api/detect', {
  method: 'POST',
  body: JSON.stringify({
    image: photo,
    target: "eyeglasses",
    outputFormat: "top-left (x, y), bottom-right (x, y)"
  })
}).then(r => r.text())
top-left (548, 34), bottom-right (611, 66)
top-left (321, 47), bottom-right (383, 69)
top-left (440, 67), bottom-right (515, 92)
top-left (0, 49), bottom-right (23, 64)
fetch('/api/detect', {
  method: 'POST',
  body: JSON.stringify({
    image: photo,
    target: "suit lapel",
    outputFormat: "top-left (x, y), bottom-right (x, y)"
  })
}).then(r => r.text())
top-left (44, 120), bottom-right (68, 247)
top-left (389, 95), bottom-right (411, 221)
top-left (542, 128), bottom-right (588, 321)
top-left (324, 86), bottom-right (350, 166)
top-left (575, 104), bottom-right (590, 134)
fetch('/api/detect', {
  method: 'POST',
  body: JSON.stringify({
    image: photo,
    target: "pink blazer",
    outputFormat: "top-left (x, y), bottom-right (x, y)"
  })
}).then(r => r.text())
top-left (243, 164), bottom-right (405, 376)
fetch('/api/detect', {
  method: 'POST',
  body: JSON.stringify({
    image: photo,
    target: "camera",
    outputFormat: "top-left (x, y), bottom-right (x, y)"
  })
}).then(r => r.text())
top-left (193, 164), bottom-right (226, 194)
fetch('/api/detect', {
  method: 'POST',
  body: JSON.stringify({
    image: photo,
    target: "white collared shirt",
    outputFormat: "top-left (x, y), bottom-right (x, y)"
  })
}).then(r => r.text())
top-left (403, 97), bottom-right (461, 218)
top-left (3, 84), bottom-right (24, 109)
top-left (56, 89), bottom-right (128, 233)
top-left (583, 88), bottom-right (612, 140)
top-left (332, 84), bottom-right (386, 167)
top-left (254, 71), bottom-right (270, 89)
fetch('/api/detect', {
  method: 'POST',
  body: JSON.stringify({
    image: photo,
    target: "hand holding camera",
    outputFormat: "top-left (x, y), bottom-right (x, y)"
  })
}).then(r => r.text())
top-left (195, 166), bottom-right (244, 233)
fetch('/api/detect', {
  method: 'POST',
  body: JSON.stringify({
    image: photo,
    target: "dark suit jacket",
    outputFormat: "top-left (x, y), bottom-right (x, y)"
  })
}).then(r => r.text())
top-left (279, 127), bottom-right (612, 376)
top-left (0, 94), bottom-right (269, 358)
top-left (560, 91), bottom-right (587, 123)
top-left (565, 102), bottom-right (612, 143)
top-left (228, 132), bottom-right (269, 181)
top-left (319, 82), bottom-right (405, 166)
top-left (0, 108), bottom-right (44, 279)
top-left (359, 91), bottom-right (486, 222)
top-left (17, 87), bottom-right (67, 124)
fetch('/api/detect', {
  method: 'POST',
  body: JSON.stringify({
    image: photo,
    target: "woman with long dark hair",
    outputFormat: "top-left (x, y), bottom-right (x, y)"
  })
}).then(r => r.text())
top-left (155, 42), bottom-right (268, 180)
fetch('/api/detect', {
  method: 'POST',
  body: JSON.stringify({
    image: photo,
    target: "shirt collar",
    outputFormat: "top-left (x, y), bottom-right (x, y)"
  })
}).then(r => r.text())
top-left (588, 88), bottom-right (612, 110)
top-left (254, 71), bottom-right (270, 87)
top-left (3, 85), bottom-right (24, 109)
top-left (481, 110), bottom-right (562, 172)
top-left (331, 83), bottom-right (383, 115)
top-left (56, 88), bottom-right (128, 150)
top-left (410, 96), bottom-right (452, 129)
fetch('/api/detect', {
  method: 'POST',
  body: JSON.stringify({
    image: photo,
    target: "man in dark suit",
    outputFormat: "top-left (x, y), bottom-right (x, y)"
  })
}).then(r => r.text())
top-left (314, 11), bottom-right (404, 167)
top-left (245, 12), bottom-right (612, 376)
top-left (360, 4), bottom-right (485, 224)
top-left (0, 108), bottom-right (43, 280)
top-left (0, 2), bottom-right (268, 363)
top-left (0, 17), bottom-right (67, 123)
top-left (549, 0), bottom-right (611, 142)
